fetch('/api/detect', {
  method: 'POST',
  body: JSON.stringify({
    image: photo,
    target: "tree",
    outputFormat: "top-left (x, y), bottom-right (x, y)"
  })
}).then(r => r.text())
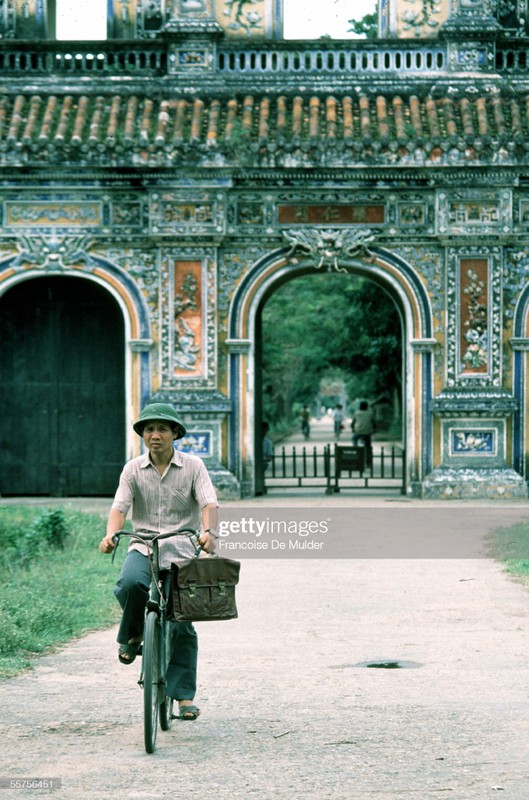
top-left (348, 12), bottom-right (378, 39)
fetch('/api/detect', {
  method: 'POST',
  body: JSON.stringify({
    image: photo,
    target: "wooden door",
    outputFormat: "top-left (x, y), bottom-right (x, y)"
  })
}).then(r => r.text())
top-left (0, 277), bottom-right (125, 495)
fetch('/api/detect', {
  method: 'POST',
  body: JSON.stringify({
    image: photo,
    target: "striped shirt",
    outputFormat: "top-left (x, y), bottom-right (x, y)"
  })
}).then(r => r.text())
top-left (112, 448), bottom-right (218, 569)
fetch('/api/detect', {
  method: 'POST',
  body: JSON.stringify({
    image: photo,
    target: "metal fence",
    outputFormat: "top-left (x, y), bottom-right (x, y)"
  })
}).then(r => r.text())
top-left (264, 443), bottom-right (405, 494)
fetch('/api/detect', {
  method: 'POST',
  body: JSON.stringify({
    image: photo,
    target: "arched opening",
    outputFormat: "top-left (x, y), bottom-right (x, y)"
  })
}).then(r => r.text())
top-left (511, 282), bottom-right (529, 478)
top-left (0, 276), bottom-right (125, 496)
top-left (254, 269), bottom-right (404, 493)
top-left (228, 245), bottom-right (433, 497)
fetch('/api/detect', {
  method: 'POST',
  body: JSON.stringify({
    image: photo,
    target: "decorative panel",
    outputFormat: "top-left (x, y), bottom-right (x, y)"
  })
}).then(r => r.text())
top-left (0, 0), bottom-right (16, 38)
top-left (437, 190), bottom-right (511, 236)
top-left (379, 0), bottom-right (448, 38)
top-left (459, 257), bottom-right (489, 377)
top-left (449, 427), bottom-right (496, 456)
top-left (168, 42), bottom-right (215, 71)
top-left (5, 201), bottom-right (102, 229)
top-left (109, 0), bottom-right (136, 38)
top-left (447, 42), bottom-right (494, 71)
top-left (160, 248), bottom-right (217, 389)
top-left (174, 430), bottom-right (212, 456)
top-left (446, 247), bottom-right (502, 388)
top-left (150, 191), bottom-right (225, 236)
top-left (137, 0), bottom-right (164, 36)
top-left (15, 0), bottom-right (46, 38)
top-left (277, 204), bottom-right (385, 226)
top-left (172, 0), bottom-right (215, 20)
top-left (173, 420), bottom-right (222, 462)
top-left (397, 202), bottom-right (426, 227)
top-left (0, 192), bottom-right (150, 236)
top-left (173, 260), bottom-right (205, 379)
top-left (215, 0), bottom-right (281, 37)
top-left (230, 191), bottom-right (433, 239)
top-left (441, 419), bottom-right (506, 469)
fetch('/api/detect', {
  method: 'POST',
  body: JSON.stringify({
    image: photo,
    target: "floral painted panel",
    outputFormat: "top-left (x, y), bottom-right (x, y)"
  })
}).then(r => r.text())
top-left (174, 430), bottom-right (212, 456)
top-left (217, 0), bottom-right (266, 35)
top-left (173, 260), bottom-right (204, 378)
top-left (387, 0), bottom-right (449, 39)
top-left (459, 258), bottom-right (489, 375)
top-left (450, 429), bottom-right (496, 456)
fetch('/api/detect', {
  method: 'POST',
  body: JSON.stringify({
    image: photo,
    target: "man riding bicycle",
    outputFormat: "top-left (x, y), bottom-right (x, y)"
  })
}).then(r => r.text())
top-left (99, 403), bottom-right (218, 721)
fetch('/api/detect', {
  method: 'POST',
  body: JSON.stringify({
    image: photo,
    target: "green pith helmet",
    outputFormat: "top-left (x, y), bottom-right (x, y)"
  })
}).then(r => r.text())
top-left (132, 403), bottom-right (186, 439)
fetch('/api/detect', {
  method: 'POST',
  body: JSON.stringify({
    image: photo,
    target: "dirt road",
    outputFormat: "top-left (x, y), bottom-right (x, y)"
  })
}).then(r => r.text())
top-left (2, 501), bottom-right (529, 799)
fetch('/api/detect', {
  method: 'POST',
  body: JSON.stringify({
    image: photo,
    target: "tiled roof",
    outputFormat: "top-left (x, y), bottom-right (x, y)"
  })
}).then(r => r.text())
top-left (0, 91), bottom-right (526, 166)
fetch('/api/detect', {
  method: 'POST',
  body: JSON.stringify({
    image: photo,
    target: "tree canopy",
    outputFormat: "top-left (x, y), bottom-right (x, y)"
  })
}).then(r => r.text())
top-left (347, 12), bottom-right (378, 39)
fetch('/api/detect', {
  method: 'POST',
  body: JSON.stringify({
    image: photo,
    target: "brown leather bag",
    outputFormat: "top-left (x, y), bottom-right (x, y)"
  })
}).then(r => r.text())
top-left (169, 556), bottom-right (240, 621)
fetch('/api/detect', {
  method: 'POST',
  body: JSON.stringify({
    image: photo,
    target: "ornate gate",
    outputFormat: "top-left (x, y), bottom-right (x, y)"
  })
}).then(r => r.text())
top-left (0, 277), bottom-right (125, 496)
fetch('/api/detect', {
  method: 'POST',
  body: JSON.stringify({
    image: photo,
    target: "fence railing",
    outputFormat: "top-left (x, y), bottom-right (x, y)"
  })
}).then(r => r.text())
top-left (264, 443), bottom-right (405, 494)
top-left (217, 44), bottom-right (447, 75)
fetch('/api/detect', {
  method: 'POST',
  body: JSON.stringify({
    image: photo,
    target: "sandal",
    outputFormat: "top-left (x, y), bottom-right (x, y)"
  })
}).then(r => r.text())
top-left (118, 641), bottom-right (142, 665)
top-left (177, 703), bottom-right (200, 721)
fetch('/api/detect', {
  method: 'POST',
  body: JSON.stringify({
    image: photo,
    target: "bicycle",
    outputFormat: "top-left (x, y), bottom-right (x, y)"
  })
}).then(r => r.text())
top-left (112, 527), bottom-right (200, 754)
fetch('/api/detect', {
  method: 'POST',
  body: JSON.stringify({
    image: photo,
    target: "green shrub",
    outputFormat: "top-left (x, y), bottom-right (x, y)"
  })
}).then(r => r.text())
top-left (0, 505), bottom-right (125, 676)
top-left (488, 522), bottom-right (529, 583)
top-left (19, 508), bottom-right (70, 566)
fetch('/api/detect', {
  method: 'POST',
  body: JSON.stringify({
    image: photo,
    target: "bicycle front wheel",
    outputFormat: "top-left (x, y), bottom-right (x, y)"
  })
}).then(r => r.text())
top-left (159, 621), bottom-right (174, 731)
top-left (160, 696), bottom-right (174, 731)
top-left (143, 610), bottom-right (161, 754)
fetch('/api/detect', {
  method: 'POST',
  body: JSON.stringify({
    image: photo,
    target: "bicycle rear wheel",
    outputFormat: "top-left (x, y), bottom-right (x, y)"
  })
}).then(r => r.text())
top-left (143, 610), bottom-right (161, 753)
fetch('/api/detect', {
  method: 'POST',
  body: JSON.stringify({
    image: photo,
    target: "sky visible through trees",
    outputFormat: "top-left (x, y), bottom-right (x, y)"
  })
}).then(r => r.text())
top-left (55, 0), bottom-right (377, 40)
top-left (284, 0), bottom-right (376, 39)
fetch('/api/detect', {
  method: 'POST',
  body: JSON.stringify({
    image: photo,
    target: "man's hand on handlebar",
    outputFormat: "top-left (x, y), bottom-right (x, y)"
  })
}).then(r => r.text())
top-left (99, 534), bottom-right (117, 554)
top-left (196, 530), bottom-right (217, 555)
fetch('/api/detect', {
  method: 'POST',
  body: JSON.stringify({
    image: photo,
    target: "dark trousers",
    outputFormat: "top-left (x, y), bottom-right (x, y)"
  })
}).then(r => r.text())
top-left (114, 549), bottom-right (198, 700)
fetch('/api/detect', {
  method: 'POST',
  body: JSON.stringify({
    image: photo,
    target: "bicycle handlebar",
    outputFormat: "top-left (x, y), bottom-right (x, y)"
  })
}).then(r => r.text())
top-left (110, 527), bottom-right (200, 563)
top-left (111, 527), bottom-right (198, 545)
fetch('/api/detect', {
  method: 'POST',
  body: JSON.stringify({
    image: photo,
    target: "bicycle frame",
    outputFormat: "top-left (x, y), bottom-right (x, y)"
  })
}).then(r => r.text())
top-left (112, 527), bottom-right (199, 753)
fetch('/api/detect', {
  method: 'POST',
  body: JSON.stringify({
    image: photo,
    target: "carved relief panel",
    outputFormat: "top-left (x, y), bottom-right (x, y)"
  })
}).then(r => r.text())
top-left (150, 191), bottom-right (226, 237)
top-left (437, 190), bottom-right (511, 236)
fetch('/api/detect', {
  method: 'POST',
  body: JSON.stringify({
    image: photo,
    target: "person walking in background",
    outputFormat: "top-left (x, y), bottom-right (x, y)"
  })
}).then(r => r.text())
top-left (300, 405), bottom-right (311, 440)
top-left (351, 400), bottom-right (376, 466)
top-left (99, 402), bottom-right (218, 721)
top-left (262, 421), bottom-right (273, 472)
top-left (333, 403), bottom-right (344, 439)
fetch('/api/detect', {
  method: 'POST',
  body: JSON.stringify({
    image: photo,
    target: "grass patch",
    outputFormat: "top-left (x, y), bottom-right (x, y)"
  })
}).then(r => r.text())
top-left (0, 505), bottom-right (126, 677)
top-left (488, 521), bottom-right (529, 585)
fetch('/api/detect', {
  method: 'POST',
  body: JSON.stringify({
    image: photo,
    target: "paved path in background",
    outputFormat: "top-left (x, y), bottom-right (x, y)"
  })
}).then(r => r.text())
top-left (275, 414), bottom-right (401, 452)
top-left (1, 497), bottom-right (529, 799)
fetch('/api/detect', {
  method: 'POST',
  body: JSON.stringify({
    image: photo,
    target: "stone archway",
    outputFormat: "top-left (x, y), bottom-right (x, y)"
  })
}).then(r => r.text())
top-left (227, 242), bottom-right (435, 497)
top-left (511, 281), bottom-right (529, 480)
